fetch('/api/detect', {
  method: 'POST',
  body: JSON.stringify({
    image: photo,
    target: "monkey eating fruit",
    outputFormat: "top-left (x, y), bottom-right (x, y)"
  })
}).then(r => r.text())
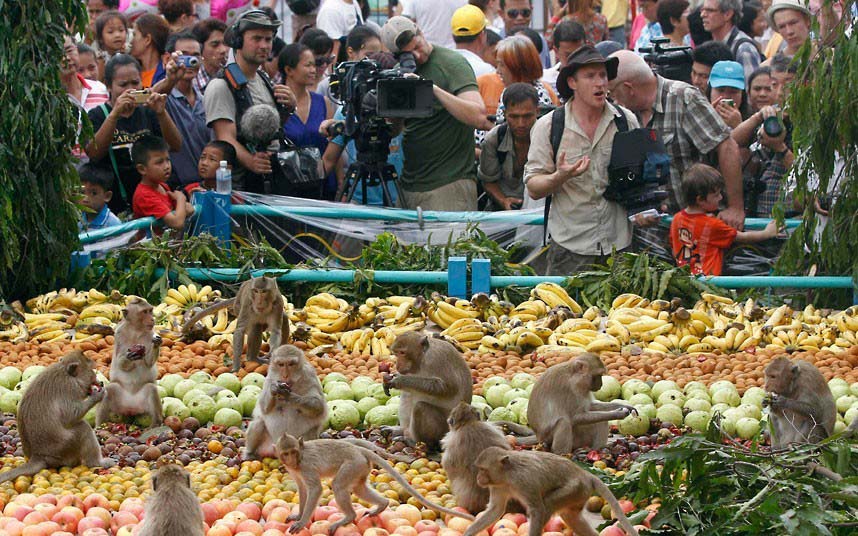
top-left (0, 351), bottom-right (114, 484)
top-left (276, 433), bottom-right (473, 535)
top-left (764, 356), bottom-right (836, 448)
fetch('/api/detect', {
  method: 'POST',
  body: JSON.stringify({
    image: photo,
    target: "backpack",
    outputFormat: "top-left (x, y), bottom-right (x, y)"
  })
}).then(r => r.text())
top-left (726, 28), bottom-right (763, 64)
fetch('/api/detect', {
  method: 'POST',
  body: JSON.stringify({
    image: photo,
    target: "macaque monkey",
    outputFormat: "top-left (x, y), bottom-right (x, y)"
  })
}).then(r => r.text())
top-left (764, 356), bottom-right (836, 448)
top-left (441, 402), bottom-right (512, 513)
top-left (138, 464), bottom-right (205, 536)
top-left (527, 353), bottom-right (635, 454)
top-left (184, 276), bottom-right (290, 372)
top-left (276, 433), bottom-right (474, 534)
top-left (385, 332), bottom-right (473, 449)
top-left (464, 447), bottom-right (639, 536)
top-left (0, 351), bottom-right (114, 484)
top-left (97, 298), bottom-right (163, 427)
top-left (244, 345), bottom-right (327, 460)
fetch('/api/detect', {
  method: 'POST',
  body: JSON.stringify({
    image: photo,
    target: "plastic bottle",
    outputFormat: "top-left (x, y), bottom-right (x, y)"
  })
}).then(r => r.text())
top-left (215, 161), bottom-right (231, 194)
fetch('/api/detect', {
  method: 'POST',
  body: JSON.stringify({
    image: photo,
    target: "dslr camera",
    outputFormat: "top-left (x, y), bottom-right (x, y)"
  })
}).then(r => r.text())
top-left (639, 37), bottom-right (693, 83)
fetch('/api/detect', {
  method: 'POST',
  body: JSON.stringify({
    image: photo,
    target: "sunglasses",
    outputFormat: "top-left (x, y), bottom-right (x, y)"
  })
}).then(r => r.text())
top-left (506, 8), bottom-right (532, 18)
top-left (315, 55), bottom-right (335, 67)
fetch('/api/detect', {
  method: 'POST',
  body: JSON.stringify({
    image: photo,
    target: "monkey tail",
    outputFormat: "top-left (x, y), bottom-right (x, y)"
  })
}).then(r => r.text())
top-left (0, 459), bottom-right (47, 484)
top-left (590, 476), bottom-right (639, 536)
top-left (341, 438), bottom-right (415, 463)
top-left (181, 299), bottom-right (235, 333)
top-left (365, 451), bottom-right (475, 521)
top-left (489, 421), bottom-right (535, 437)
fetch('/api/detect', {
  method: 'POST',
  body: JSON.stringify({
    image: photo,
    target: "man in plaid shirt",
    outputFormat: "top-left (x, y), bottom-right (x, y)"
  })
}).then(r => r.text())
top-left (192, 18), bottom-right (229, 94)
top-left (607, 50), bottom-right (744, 260)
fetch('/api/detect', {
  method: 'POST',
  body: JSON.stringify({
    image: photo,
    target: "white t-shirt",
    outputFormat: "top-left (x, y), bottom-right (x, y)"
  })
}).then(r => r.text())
top-left (401, 0), bottom-right (467, 49)
top-left (316, 0), bottom-right (363, 40)
top-left (454, 49), bottom-right (495, 78)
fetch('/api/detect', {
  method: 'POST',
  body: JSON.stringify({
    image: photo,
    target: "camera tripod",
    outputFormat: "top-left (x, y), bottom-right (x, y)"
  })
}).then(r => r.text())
top-left (338, 159), bottom-right (399, 207)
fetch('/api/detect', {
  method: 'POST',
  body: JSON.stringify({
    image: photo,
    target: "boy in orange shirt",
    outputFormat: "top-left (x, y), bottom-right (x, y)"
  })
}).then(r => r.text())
top-left (671, 164), bottom-right (778, 276)
top-left (131, 135), bottom-right (194, 232)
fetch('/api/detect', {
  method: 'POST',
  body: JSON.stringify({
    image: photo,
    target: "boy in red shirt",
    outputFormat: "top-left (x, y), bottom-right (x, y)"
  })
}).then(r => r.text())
top-left (131, 135), bottom-right (194, 232)
top-left (670, 164), bottom-right (778, 276)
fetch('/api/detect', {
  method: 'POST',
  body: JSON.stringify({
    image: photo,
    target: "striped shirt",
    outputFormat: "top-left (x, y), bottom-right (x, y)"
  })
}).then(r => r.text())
top-left (70, 75), bottom-right (109, 163)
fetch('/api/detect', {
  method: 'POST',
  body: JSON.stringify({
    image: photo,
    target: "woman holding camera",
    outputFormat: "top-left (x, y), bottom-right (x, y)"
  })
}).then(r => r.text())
top-left (85, 54), bottom-right (182, 214)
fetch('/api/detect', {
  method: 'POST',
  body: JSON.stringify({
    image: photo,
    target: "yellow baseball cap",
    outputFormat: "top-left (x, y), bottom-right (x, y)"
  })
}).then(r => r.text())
top-left (451, 5), bottom-right (487, 37)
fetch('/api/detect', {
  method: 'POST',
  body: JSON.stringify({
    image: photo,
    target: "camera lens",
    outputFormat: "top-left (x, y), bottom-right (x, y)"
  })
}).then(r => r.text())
top-left (180, 56), bottom-right (200, 68)
top-left (763, 116), bottom-right (783, 138)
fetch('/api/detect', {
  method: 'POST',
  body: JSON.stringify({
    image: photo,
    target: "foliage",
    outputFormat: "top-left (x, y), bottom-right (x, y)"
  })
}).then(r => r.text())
top-left (0, 1), bottom-right (87, 300)
top-left (775, 4), bottom-right (858, 308)
top-left (562, 252), bottom-right (729, 310)
top-left (611, 420), bottom-right (858, 535)
top-left (74, 228), bottom-right (534, 304)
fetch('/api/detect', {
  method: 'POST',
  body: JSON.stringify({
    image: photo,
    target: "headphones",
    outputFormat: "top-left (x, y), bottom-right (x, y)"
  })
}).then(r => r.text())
top-left (225, 9), bottom-right (273, 50)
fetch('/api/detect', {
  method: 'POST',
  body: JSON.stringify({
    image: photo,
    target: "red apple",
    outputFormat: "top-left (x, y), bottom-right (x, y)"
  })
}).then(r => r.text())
top-left (237, 503), bottom-right (262, 522)
top-left (414, 520), bottom-right (439, 534)
top-left (235, 519), bottom-right (264, 535)
top-left (56, 496), bottom-right (83, 510)
top-left (599, 526), bottom-right (625, 536)
top-left (82, 494), bottom-right (110, 513)
top-left (502, 514), bottom-right (526, 527)
top-left (309, 520), bottom-right (332, 535)
top-left (80, 525), bottom-right (110, 536)
top-left (85, 507), bottom-right (112, 527)
top-left (313, 506), bottom-right (339, 522)
top-left (110, 511), bottom-right (139, 532)
top-left (51, 508), bottom-right (83, 533)
top-left (356, 513), bottom-right (386, 532)
top-left (201, 503), bottom-right (221, 526)
top-left (262, 499), bottom-right (290, 520)
top-left (542, 516), bottom-right (564, 533)
top-left (617, 500), bottom-right (635, 515)
top-left (206, 525), bottom-right (233, 536)
top-left (21, 511), bottom-right (47, 526)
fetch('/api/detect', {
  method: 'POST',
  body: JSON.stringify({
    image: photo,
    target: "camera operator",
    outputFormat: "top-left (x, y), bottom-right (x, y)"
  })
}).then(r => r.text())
top-left (608, 50), bottom-right (744, 259)
top-left (381, 16), bottom-right (493, 211)
top-left (203, 10), bottom-right (296, 192)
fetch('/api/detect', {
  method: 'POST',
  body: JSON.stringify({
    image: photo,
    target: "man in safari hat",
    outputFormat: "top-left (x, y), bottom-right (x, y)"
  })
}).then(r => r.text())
top-left (767, 0), bottom-right (813, 57)
top-left (524, 46), bottom-right (641, 275)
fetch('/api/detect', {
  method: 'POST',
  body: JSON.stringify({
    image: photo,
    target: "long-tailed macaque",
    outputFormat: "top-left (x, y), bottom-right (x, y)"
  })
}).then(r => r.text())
top-left (385, 332), bottom-right (473, 449)
top-left (463, 447), bottom-right (639, 536)
top-left (0, 351), bottom-right (114, 484)
top-left (244, 345), bottom-right (327, 460)
top-left (527, 353), bottom-right (635, 454)
top-left (764, 356), bottom-right (837, 448)
top-left (275, 433), bottom-right (473, 535)
top-left (138, 464), bottom-right (205, 536)
top-left (441, 402), bottom-right (512, 514)
top-left (184, 276), bottom-right (289, 372)
top-left (97, 297), bottom-right (163, 427)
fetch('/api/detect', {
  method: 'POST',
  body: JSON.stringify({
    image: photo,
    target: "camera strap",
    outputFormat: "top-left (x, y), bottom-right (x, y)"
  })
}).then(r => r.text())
top-left (542, 106), bottom-right (571, 248)
top-left (98, 104), bottom-right (129, 205)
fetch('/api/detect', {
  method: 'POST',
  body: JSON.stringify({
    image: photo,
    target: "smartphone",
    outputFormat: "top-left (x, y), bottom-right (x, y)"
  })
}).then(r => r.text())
top-left (129, 89), bottom-right (150, 104)
top-left (722, 98), bottom-right (735, 108)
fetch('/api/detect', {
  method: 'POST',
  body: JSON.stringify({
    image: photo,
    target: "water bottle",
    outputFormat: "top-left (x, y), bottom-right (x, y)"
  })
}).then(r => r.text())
top-left (215, 161), bottom-right (231, 194)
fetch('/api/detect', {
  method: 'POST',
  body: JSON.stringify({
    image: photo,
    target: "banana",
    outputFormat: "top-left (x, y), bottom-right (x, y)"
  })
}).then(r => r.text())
top-left (765, 304), bottom-right (790, 327)
top-left (87, 289), bottom-right (109, 303)
top-left (212, 309), bottom-right (230, 332)
top-left (701, 292), bottom-right (734, 305)
top-left (443, 318), bottom-right (484, 336)
top-left (585, 336), bottom-right (621, 353)
top-left (686, 343), bottom-right (714, 353)
top-left (646, 341), bottom-right (671, 354)
top-left (452, 330), bottom-right (485, 343)
top-left (611, 293), bottom-right (643, 310)
top-left (166, 288), bottom-right (188, 306)
top-left (556, 318), bottom-right (598, 333)
top-left (606, 320), bottom-right (631, 344)
top-left (678, 334), bottom-right (700, 349)
top-left (393, 301), bottom-right (414, 323)
top-left (306, 305), bottom-right (347, 320)
top-left (316, 313), bottom-right (350, 334)
top-left (689, 309), bottom-right (714, 328)
top-left (480, 335), bottom-right (505, 351)
top-left (529, 326), bottom-right (554, 341)
top-left (582, 306), bottom-right (601, 322)
top-left (436, 300), bottom-right (480, 320)
top-left (387, 296), bottom-right (416, 307)
top-left (515, 330), bottom-right (544, 350)
top-left (533, 283), bottom-right (583, 314)
top-left (306, 293), bottom-right (340, 310)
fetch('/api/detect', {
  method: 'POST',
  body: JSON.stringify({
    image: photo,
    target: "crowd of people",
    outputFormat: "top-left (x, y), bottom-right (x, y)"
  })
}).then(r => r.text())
top-left (65, 0), bottom-right (852, 276)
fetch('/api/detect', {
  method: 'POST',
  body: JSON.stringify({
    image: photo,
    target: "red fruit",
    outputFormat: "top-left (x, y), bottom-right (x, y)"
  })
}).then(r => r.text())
top-left (378, 362), bottom-right (391, 373)
top-left (586, 450), bottom-right (602, 462)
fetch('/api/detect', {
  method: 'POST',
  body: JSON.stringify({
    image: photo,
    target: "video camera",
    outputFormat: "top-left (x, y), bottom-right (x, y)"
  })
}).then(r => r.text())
top-left (639, 37), bottom-right (693, 84)
top-left (329, 53), bottom-right (434, 140)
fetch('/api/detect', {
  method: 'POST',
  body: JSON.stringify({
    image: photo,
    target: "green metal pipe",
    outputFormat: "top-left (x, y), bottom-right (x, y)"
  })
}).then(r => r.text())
top-left (79, 217), bottom-right (154, 244)
top-left (177, 268), bottom-right (448, 284)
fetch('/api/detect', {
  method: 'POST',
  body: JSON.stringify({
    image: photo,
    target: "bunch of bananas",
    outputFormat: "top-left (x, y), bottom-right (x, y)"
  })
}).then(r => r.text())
top-left (339, 327), bottom-right (393, 357)
top-left (441, 318), bottom-right (486, 350)
top-left (478, 324), bottom-right (549, 354)
top-left (304, 293), bottom-right (364, 333)
top-left (164, 284), bottom-right (216, 309)
top-left (23, 312), bottom-right (75, 343)
top-left (0, 311), bottom-right (27, 343)
top-left (531, 282), bottom-right (583, 314)
top-left (426, 295), bottom-right (480, 329)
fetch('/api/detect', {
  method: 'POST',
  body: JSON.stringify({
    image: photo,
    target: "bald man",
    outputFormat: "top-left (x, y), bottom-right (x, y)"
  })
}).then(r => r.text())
top-left (607, 50), bottom-right (744, 260)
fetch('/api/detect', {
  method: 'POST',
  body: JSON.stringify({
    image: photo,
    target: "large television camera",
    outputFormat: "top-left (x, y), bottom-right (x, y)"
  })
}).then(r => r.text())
top-left (327, 54), bottom-right (434, 205)
top-left (639, 37), bottom-right (693, 84)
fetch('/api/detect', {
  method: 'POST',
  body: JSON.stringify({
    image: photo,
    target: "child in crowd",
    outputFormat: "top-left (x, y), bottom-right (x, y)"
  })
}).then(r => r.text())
top-left (184, 140), bottom-right (237, 196)
top-left (94, 10), bottom-right (130, 59)
top-left (671, 164), bottom-right (778, 276)
top-left (131, 135), bottom-right (194, 232)
top-left (76, 43), bottom-right (100, 81)
top-left (79, 163), bottom-right (122, 231)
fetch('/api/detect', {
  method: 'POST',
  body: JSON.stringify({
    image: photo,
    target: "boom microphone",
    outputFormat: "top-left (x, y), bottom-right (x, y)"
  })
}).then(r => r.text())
top-left (240, 104), bottom-right (282, 150)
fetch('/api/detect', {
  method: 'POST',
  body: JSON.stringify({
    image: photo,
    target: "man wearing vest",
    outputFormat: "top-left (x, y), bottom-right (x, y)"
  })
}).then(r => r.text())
top-left (701, 0), bottom-right (762, 80)
top-left (524, 47), bottom-right (640, 276)
top-left (203, 10), bottom-right (295, 193)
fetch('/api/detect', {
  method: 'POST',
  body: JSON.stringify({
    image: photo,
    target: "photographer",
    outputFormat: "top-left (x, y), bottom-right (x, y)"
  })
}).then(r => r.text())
top-left (203, 10), bottom-right (296, 193)
top-left (381, 16), bottom-right (493, 211)
top-left (86, 54), bottom-right (182, 215)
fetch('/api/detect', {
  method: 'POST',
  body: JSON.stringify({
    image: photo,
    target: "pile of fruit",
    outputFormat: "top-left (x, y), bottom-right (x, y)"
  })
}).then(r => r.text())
top-left (5, 285), bottom-right (858, 362)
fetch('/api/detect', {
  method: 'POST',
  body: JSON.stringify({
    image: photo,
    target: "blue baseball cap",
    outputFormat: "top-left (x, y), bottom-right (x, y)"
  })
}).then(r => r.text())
top-left (709, 61), bottom-right (746, 90)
